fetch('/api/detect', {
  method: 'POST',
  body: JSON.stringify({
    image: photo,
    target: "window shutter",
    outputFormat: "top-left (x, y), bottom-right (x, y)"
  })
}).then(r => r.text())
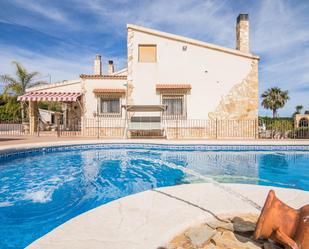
top-left (138, 45), bottom-right (157, 62)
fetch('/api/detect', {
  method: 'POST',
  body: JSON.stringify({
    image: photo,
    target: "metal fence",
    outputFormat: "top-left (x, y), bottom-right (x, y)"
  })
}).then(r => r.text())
top-left (0, 119), bottom-right (27, 135)
top-left (0, 117), bottom-right (308, 139)
top-left (165, 119), bottom-right (257, 139)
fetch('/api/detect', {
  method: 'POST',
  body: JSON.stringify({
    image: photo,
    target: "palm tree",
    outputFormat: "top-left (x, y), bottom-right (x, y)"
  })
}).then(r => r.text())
top-left (0, 61), bottom-right (47, 120)
top-left (295, 105), bottom-right (303, 114)
top-left (261, 87), bottom-right (289, 118)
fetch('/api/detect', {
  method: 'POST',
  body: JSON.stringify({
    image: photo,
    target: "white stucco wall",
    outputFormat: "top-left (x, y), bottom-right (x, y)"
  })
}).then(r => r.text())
top-left (130, 30), bottom-right (255, 119)
top-left (82, 79), bottom-right (127, 119)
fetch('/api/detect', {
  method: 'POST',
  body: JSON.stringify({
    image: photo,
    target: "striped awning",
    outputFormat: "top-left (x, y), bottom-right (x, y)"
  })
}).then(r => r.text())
top-left (17, 92), bottom-right (82, 102)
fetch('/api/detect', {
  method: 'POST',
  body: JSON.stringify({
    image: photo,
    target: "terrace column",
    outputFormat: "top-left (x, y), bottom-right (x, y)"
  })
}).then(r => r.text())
top-left (29, 101), bottom-right (38, 134)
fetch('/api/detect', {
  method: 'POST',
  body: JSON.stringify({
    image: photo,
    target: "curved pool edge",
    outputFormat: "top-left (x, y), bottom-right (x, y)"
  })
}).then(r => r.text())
top-left (26, 183), bottom-right (309, 249)
top-left (1, 139), bottom-right (309, 159)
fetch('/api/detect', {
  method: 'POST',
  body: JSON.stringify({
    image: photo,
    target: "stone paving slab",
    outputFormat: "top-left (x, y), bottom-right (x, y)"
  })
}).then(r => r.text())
top-left (26, 183), bottom-right (309, 249)
top-left (225, 183), bottom-right (309, 208)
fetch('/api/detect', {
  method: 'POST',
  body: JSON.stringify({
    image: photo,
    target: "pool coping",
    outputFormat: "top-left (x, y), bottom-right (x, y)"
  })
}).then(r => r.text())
top-left (26, 183), bottom-right (309, 249)
top-left (1, 139), bottom-right (309, 160)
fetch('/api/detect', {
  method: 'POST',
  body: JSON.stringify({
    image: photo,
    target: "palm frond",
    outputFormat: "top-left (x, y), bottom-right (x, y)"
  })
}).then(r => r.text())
top-left (25, 71), bottom-right (40, 84)
top-left (0, 74), bottom-right (18, 85)
top-left (29, 80), bottom-right (49, 87)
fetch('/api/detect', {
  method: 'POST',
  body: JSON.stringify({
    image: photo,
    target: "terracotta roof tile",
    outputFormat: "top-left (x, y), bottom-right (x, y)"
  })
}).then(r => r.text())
top-left (80, 74), bottom-right (127, 80)
top-left (93, 88), bottom-right (126, 93)
top-left (156, 84), bottom-right (191, 90)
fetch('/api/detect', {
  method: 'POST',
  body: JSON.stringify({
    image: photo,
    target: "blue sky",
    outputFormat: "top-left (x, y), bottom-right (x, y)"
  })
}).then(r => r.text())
top-left (0, 0), bottom-right (308, 117)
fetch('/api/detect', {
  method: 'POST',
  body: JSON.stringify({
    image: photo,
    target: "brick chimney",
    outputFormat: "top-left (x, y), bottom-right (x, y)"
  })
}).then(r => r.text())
top-left (236, 14), bottom-right (249, 53)
top-left (94, 54), bottom-right (102, 75)
top-left (108, 60), bottom-right (114, 75)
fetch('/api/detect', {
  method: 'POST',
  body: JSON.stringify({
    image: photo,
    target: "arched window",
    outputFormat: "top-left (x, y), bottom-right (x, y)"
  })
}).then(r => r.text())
top-left (299, 118), bottom-right (309, 127)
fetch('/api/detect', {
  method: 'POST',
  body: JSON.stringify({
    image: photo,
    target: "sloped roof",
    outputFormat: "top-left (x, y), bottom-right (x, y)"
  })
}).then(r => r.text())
top-left (127, 24), bottom-right (259, 60)
top-left (26, 79), bottom-right (81, 92)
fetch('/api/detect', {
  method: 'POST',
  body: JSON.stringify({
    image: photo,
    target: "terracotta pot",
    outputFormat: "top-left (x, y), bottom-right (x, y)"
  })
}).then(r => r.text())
top-left (254, 190), bottom-right (309, 249)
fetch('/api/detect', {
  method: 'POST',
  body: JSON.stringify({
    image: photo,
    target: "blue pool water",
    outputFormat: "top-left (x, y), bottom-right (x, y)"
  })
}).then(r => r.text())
top-left (0, 144), bottom-right (308, 249)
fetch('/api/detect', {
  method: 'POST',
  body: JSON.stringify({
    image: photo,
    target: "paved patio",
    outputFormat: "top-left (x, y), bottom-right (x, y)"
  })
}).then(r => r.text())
top-left (26, 183), bottom-right (309, 249)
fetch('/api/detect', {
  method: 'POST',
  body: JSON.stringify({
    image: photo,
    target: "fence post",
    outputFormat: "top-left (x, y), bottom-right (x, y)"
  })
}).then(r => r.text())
top-left (37, 117), bottom-right (40, 137)
top-left (215, 119), bottom-right (218, 139)
top-left (176, 119), bottom-right (179, 140)
top-left (56, 117), bottom-right (60, 137)
top-left (255, 118), bottom-right (258, 139)
top-left (97, 115), bottom-right (100, 139)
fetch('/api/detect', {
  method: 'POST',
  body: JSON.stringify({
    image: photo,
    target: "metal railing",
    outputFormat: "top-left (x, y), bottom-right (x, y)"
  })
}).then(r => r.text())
top-left (165, 119), bottom-right (257, 139)
top-left (0, 119), bottom-right (28, 135)
top-left (1, 117), bottom-right (308, 139)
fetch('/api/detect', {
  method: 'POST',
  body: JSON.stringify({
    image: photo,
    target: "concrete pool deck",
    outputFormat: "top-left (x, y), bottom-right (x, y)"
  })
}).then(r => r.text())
top-left (26, 183), bottom-right (309, 249)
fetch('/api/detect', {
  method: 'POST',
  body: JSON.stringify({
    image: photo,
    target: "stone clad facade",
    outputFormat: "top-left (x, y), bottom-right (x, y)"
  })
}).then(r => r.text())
top-left (208, 59), bottom-right (258, 120)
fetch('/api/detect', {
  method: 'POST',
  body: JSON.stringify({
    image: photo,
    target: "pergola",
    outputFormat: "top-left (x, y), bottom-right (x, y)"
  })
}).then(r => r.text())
top-left (17, 91), bottom-right (82, 134)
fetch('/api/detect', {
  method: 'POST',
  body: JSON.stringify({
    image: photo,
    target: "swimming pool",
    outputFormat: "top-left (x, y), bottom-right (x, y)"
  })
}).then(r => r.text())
top-left (0, 144), bottom-right (308, 248)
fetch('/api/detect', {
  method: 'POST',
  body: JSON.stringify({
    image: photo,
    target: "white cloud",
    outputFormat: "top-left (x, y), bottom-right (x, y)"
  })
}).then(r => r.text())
top-left (10, 0), bottom-right (68, 23)
top-left (0, 44), bottom-right (127, 85)
top-left (253, 0), bottom-right (309, 54)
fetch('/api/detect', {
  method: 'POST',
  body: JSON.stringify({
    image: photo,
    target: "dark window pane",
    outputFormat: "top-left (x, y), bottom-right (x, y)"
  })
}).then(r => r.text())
top-left (100, 98), bottom-right (120, 114)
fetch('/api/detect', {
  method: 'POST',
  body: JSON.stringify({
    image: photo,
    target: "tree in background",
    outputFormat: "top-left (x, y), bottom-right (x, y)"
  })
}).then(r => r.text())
top-left (292, 105), bottom-right (304, 117)
top-left (261, 87), bottom-right (289, 118)
top-left (0, 94), bottom-right (21, 120)
top-left (295, 105), bottom-right (303, 114)
top-left (0, 61), bottom-right (47, 120)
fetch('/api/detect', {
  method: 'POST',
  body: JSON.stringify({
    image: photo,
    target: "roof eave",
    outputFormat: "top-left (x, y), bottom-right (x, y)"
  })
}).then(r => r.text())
top-left (127, 23), bottom-right (259, 60)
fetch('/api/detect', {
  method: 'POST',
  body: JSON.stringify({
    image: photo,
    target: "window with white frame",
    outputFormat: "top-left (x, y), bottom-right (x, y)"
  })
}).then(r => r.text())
top-left (162, 95), bottom-right (185, 119)
top-left (99, 97), bottom-right (121, 116)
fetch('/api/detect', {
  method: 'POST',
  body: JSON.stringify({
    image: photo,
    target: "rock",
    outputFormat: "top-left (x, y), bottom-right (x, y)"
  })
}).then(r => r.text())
top-left (167, 233), bottom-right (192, 249)
top-left (231, 215), bottom-right (258, 233)
top-left (166, 214), bottom-right (263, 249)
top-left (209, 230), bottom-right (262, 249)
top-left (263, 241), bottom-right (283, 249)
top-left (184, 224), bottom-right (216, 247)
top-left (206, 219), bottom-right (234, 231)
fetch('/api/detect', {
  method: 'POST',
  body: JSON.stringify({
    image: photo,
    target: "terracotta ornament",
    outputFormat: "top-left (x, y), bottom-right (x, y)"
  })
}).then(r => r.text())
top-left (254, 190), bottom-right (309, 249)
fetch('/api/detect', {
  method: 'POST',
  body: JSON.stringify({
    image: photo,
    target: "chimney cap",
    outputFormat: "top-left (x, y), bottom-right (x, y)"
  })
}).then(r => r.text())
top-left (237, 13), bottom-right (249, 23)
top-left (95, 54), bottom-right (101, 59)
top-left (108, 60), bottom-right (114, 64)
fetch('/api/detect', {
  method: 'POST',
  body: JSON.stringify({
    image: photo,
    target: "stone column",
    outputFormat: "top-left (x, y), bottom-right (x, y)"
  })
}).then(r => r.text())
top-left (29, 101), bottom-right (38, 134)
